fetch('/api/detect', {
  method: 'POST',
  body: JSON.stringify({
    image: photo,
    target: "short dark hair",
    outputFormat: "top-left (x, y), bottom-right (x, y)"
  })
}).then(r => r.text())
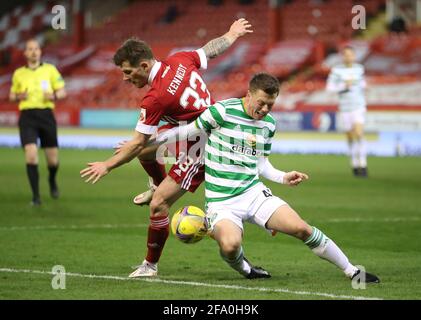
top-left (249, 73), bottom-right (280, 96)
top-left (113, 38), bottom-right (154, 67)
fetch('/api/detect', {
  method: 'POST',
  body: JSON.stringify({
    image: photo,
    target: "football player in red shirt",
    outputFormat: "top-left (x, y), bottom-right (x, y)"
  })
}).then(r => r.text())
top-left (80, 18), bottom-right (252, 277)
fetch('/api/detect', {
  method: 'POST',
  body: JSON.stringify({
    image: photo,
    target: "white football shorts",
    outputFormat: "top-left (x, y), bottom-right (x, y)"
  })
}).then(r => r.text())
top-left (337, 108), bottom-right (366, 132)
top-left (205, 182), bottom-right (287, 234)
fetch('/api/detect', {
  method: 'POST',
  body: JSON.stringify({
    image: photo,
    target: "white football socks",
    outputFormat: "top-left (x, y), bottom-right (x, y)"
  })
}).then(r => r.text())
top-left (305, 227), bottom-right (358, 278)
top-left (220, 246), bottom-right (251, 276)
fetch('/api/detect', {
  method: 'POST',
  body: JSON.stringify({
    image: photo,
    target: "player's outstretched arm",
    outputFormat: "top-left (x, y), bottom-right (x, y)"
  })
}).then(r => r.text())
top-left (201, 18), bottom-right (253, 59)
top-left (80, 131), bottom-right (150, 184)
top-left (258, 157), bottom-right (309, 186)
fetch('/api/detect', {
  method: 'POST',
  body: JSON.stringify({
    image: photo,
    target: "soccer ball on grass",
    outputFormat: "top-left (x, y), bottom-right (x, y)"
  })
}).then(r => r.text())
top-left (171, 206), bottom-right (208, 244)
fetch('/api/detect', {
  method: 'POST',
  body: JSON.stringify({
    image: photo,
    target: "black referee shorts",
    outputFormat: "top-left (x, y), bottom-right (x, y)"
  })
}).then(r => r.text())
top-left (18, 108), bottom-right (58, 148)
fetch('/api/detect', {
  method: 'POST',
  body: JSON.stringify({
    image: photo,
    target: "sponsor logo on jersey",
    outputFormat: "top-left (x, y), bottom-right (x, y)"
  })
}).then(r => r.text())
top-left (174, 169), bottom-right (182, 176)
top-left (231, 144), bottom-right (263, 156)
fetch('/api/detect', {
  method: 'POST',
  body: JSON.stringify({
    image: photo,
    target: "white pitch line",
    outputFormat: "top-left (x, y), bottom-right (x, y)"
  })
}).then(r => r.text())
top-left (0, 224), bottom-right (148, 231)
top-left (1, 217), bottom-right (420, 232)
top-left (0, 267), bottom-right (382, 300)
top-left (324, 217), bottom-right (421, 223)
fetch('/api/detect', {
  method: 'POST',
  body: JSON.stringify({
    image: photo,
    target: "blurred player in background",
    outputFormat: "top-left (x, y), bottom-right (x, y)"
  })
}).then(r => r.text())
top-left (326, 46), bottom-right (368, 177)
top-left (158, 73), bottom-right (379, 283)
top-left (9, 39), bottom-right (66, 206)
top-left (80, 18), bottom-right (253, 277)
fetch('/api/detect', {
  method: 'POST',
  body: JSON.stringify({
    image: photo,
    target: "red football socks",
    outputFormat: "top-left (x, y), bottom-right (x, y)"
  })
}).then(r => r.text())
top-left (145, 216), bottom-right (170, 263)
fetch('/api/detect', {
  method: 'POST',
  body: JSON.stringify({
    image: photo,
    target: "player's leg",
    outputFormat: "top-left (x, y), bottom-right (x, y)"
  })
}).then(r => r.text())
top-left (207, 192), bottom-right (271, 280)
top-left (40, 111), bottom-right (60, 198)
top-left (212, 219), bottom-right (251, 277)
top-left (133, 143), bottom-right (167, 206)
top-left (24, 143), bottom-right (40, 205)
top-left (133, 126), bottom-right (175, 206)
top-left (129, 175), bottom-right (186, 277)
top-left (353, 117), bottom-right (368, 177)
top-left (19, 112), bottom-right (41, 205)
top-left (265, 205), bottom-right (379, 282)
top-left (44, 147), bottom-right (59, 198)
top-left (346, 129), bottom-right (360, 176)
top-left (130, 140), bottom-right (205, 277)
top-left (341, 111), bottom-right (360, 176)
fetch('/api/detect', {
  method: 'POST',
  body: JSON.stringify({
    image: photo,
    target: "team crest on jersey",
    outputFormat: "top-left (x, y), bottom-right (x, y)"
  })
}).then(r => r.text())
top-left (261, 126), bottom-right (270, 139)
top-left (139, 108), bottom-right (146, 123)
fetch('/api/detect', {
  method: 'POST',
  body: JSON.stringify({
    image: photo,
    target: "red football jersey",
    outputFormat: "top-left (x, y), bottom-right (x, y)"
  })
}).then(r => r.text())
top-left (135, 49), bottom-right (214, 135)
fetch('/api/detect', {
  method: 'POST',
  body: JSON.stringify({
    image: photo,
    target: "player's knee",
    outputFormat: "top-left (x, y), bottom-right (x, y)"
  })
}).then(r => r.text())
top-left (294, 223), bottom-right (312, 241)
top-left (150, 194), bottom-right (169, 217)
top-left (219, 237), bottom-right (241, 256)
top-left (25, 154), bottom-right (38, 164)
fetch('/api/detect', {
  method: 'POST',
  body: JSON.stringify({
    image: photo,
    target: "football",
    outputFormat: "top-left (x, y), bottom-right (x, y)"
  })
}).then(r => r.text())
top-left (171, 206), bottom-right (208, 244)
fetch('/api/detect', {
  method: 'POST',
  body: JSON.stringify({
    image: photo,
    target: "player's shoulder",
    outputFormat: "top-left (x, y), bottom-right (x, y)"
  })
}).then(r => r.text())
top-left (353, 63), bottom-right (365, 72)
top-left (331, 63), bottom-right (347, 72)
top-left (13, 65), bottom-right (27, 76)
top-left (217, 98), bottom-right (243, 110)
top-left (141, 92), bottom-right (162, 110)
top-left (166, 50), bottom-right (198, 63)
top-left (41, 62), bottom-right (58, 71)
top-left (263, 113), bottom-right (276, 125)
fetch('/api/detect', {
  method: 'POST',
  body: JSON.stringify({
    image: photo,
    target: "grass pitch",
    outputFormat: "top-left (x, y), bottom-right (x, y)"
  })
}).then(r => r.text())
top-left (0, 148), bottom-right (420, 300)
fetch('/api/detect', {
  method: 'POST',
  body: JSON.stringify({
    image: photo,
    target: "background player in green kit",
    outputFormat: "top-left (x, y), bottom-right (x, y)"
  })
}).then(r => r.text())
top-left (158, 73), bottom-right (380, 283)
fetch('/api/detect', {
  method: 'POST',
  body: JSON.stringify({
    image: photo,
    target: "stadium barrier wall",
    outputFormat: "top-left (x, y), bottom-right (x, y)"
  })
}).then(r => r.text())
top-left (2, 109), bottom-right (421, 155)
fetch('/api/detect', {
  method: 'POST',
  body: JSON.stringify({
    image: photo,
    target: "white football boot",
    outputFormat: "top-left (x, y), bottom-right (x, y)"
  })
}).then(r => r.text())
top-left (133, 177), bottom-right (157, 206)
top-left (129, 260), bottom-right (158, 278)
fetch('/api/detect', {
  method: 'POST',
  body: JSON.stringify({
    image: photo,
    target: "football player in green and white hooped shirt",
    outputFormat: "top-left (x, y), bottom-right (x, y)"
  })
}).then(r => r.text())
top-left (158, 73), bottom-right (379, 282)
top-left (327, 46), bottom-right (368, 177)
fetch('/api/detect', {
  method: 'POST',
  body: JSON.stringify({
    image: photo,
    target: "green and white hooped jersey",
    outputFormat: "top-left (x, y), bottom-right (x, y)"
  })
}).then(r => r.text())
top-left (195, 98), bottom-right (276, 203)
top-left (326, 63), bottom-right (366, 112)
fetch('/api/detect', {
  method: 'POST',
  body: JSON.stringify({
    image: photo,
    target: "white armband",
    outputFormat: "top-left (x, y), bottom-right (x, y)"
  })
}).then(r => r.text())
top-left (258, 157), bottom-right (286, 184)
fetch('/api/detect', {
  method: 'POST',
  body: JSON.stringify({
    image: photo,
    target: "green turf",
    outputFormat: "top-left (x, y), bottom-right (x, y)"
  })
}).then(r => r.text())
top-left (0, 148), bottom-right (420, 300)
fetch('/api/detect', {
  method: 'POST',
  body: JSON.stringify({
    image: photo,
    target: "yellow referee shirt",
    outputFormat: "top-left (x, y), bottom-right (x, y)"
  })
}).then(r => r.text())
top-left (11, 63), bottom-right (65, 110)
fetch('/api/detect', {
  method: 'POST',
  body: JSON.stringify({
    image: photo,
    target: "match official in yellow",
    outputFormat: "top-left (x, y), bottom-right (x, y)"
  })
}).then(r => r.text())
top-left (9, 39), bottom-right (66, 206)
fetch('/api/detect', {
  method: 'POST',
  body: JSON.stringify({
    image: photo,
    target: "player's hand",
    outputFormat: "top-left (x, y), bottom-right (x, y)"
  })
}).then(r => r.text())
top-left (113, 140), bottom-right (129, 155)
top-left (80, 162), bottom-right (109, 184)
top-left (283, 171), bottom-right (309, 186)
top-left (43, 92), bottom-right (55, 101)
top-left (229, 18), bottom-right (253, 38)
top-left (16, 90), bottom-right (28, 101)
top-left (345, 79), bottom-right (354, 88)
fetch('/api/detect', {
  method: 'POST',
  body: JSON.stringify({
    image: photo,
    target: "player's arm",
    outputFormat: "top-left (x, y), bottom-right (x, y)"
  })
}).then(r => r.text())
top-left (43, 88), bottom-right (67, 101)
top-left (153, 122), bottom-right (202, 146)
top-left (9, 91), bottom-right (25, 102)
top-left (201, 18), bottom-right (253, 59)
top-left (326, 70), bottom-right (348, 94)
top-left (258, 157), bottom-right (309, 186)
top-left (44, 66), bottom-right (67, 101)
top-left (80, 131), bottom-right (150, 184)
top-left (153, 104), bottom-right (225, 146)
top-left (9, 72), bottom-right (27, 102)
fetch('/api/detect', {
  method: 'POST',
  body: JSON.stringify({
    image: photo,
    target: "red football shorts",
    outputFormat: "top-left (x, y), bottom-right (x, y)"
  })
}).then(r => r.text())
top-left (157, 124), bottom-right (206, 192)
